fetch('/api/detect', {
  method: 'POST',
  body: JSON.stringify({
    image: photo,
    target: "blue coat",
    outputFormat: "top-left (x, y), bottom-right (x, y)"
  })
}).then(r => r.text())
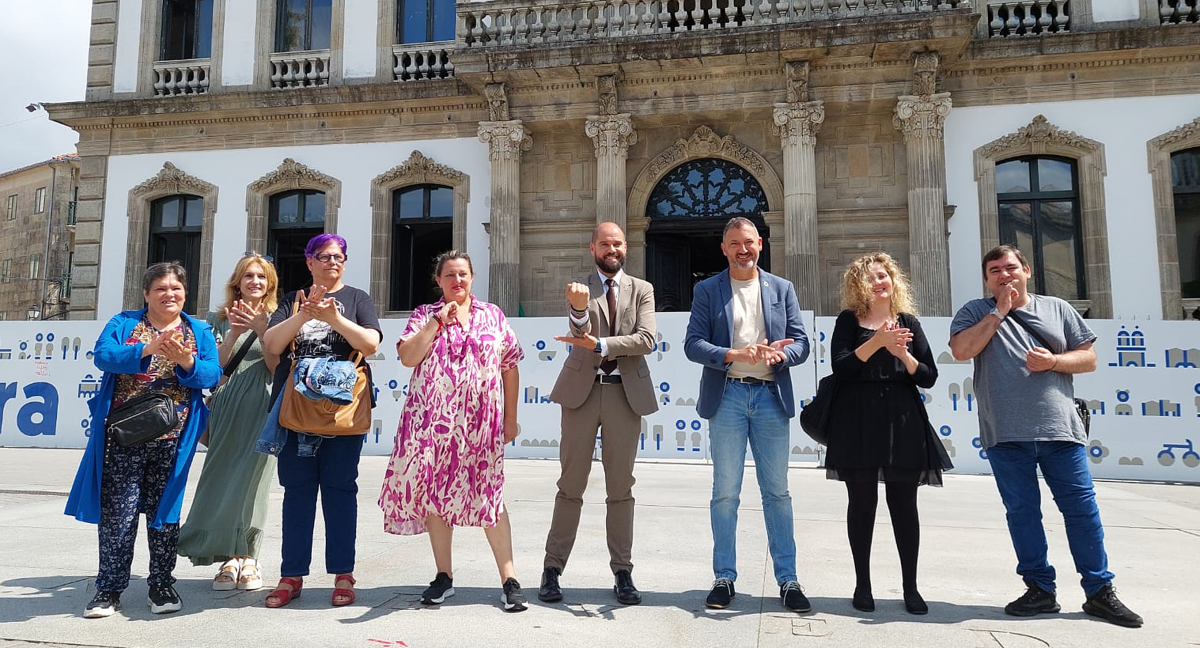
top-left (64, 309), bottom-right (221, 529)
top-left (684, 269), bottom-right (810, 420)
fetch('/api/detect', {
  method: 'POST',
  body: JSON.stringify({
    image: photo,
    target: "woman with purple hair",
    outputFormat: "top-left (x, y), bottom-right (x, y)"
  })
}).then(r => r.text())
top-left (260, 233), bottom-right (382, 608)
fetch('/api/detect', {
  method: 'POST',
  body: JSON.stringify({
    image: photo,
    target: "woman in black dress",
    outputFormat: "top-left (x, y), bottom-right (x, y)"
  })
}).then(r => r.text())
top-left (825, 252), bottom-right (941, 615)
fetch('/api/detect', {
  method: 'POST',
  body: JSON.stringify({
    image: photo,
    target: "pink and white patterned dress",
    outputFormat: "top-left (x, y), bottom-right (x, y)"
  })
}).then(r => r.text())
top-left (379, 298), bottom-right (524, 536)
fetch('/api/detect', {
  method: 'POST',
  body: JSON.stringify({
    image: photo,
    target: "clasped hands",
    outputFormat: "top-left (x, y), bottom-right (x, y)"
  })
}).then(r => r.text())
top-left (296, 285), bottom-right (338, 324)
top-left (143, 329), bottom-right (194, 370)
top-left (226, 299), bottom-right (269, 337)
top-left (556, 282), bottom-right (598, 349)
top-left (872, 322), bottom-right (913, 358)
top-left (729, 338), bottom-right (794, 366)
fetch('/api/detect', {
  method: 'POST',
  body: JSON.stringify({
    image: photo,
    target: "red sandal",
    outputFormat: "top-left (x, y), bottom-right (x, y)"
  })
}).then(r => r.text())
top-left (265, 577), bottom-right (303, 608)
top-left (332, 573), bottom-right (356, 607)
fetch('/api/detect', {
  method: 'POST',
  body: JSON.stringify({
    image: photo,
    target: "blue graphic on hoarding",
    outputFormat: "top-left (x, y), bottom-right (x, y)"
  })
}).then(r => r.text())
top-left (523, 386), bottom-right (552, 404)
top-left (1109, 326), bottom-right (1154, 367)
top-left (535, 339), bottom-right (556, 362)
top-left (948, 378), bottom-right (974, 412)
top-left (0, 381), bottom-right (59, 437)
top-left (78, 375), bottom-right (102, 399)
top-left (675, 419), bottom-right (703, 453)
top-left (1165, 347), bottom-right (1199, 368)
top-left (1157, 440), bottom-right (1199, 467)
top-left (1114, 390), bottom-right (1133, 415)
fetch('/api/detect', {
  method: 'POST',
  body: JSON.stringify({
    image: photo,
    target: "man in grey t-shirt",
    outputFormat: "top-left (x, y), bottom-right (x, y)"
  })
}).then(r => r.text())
top-left (949, 245), bottom-right (1141, 628)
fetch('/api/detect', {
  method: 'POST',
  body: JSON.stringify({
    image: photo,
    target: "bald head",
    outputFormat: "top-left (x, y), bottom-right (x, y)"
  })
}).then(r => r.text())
top-left (590, 221), bottom-right (627, 276)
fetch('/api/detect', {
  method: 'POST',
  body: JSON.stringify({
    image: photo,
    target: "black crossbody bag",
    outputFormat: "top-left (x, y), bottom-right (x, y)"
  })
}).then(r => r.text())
top-left (1005, 309), bottom-right (1092, 436)
top-left (106, 392), bottom-right (179, 448)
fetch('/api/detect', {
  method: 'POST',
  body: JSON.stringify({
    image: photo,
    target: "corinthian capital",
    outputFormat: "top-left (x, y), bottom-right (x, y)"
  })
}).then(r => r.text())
top-left (772, 102), bottom-right (825, 145)
top-left (585, 114), bottom-right (637, 158)
top-left (893, 93), bottom-right (953, 136)
top-left (478, 120), bottom-right (532, 161)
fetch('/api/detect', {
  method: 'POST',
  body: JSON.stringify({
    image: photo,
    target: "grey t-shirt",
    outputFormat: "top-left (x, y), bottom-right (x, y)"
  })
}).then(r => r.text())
top-left (949, 294), bottom-right (1096, 448)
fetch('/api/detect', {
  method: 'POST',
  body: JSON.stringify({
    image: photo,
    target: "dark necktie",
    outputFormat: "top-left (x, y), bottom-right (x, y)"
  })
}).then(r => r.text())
top-left (600, 278), bottom-right (617, 374)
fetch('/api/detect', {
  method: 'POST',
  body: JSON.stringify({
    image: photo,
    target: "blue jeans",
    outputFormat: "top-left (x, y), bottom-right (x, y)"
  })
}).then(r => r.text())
top-left (255, 393), bottom-right (324, 457)
top-left (708, 380), bottom-right (797, 585)
top-left (987, 441), bottom-right (1114, 596)
top-left (277, 431), bottom-right (364, 577)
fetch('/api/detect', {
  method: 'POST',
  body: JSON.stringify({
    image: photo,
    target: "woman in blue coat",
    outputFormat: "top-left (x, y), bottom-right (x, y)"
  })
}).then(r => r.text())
top-left (65, 262), bottom-right (221, 618)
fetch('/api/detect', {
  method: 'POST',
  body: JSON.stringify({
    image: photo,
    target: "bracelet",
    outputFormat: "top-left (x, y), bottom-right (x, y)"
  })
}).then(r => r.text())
top-left (570, 306), bottom-right (587, 315)
top-left (1050, 354), bottom-right (1058, 370)
top-left (431, 316), bottom-right (444, 333)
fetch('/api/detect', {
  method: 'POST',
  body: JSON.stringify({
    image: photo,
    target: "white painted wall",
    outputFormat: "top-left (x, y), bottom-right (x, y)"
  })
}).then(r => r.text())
top-left (220, 0), bottom-right (259, 86)
top-left (342, 0), bottom-right (379, 80)
top-left (1092, 0), bottom-right (1141, 22)
top-left (99, 139), bottom-right (492, 316)
top-left (944, 94), bottom-right (1200, 319)
top-left (112, 0), bottom-right (143, 93)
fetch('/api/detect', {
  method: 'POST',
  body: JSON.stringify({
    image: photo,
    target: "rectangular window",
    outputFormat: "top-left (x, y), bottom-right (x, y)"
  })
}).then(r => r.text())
top-left (1172, 149), bottom-right (1200, 299)
top-left (5, 195), bottom-right (15, 220)
top-left (34, 187), bottom-right (46, 214)
top-left (996, 156), bottom-right (1086, 301)
top-left (277, 0), bottom-right (332, 52)
top-left (398, 0), bottom-right (455, 44)
top-left (29, 253), bottom-right (42, 280)
top-left (161, 0), bottom-right (214, 60)
top-left (1, 259), bottom-right (10, 283)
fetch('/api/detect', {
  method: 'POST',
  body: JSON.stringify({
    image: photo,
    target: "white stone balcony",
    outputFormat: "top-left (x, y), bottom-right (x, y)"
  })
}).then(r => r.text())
top-left (982, 0), bottom-right (1070, 37)
top-left (1160, 0), bottom-right (1199, 22)
top-left (269, 50), bottom-right (331, 89)
top-left (152, 59), bottom-right (211, 96)
top-left (457, 0), bottom-right (973, 47)
top-left (392, 42), bottom-right (455, 81)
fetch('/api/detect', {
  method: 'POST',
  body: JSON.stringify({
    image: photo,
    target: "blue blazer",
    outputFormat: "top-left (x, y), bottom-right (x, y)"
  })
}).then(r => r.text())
top-left (64, 309), bottom-right (221, 529)
top-left (684, 269), bottom-right (810, 419)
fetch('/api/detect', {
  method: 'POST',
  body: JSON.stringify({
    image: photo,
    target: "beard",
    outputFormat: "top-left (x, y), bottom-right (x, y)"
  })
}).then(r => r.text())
top-left (596, 252), bottom-right (625, 274)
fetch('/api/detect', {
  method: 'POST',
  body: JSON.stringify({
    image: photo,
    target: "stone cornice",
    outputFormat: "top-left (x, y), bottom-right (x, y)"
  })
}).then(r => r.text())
top-left (248, 158), bottom-right (338, 192)
top-left (1149, 116), bottom-right (1200, 152)
top-left (944, 51), bottom-right (1200, 78)
top-left (976, 115), bottom-right (1101, 161)
top-left (647, 126), bottom-right (768, 179)
top-left (371, 150), bottom-right (466, 187)
top-left (129, 162), bottom-right (216, 199)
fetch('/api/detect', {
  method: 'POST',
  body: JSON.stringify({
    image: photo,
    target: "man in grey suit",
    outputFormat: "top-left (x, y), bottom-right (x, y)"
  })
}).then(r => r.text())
top-left (539, 221), bottom-right (658, 606)
top-left (684, 216), bottom-right (810, 612)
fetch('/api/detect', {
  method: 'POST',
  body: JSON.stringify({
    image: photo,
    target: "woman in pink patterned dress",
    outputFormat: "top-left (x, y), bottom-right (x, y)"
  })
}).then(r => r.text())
top-left (379, 250), bottom-right (528, 612)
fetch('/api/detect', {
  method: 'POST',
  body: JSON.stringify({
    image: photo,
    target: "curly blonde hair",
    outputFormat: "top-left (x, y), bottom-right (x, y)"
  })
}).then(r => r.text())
top-left (840, 252), bottom-right (916, 319)
top-left (217, 253), bottom-right (279, 322)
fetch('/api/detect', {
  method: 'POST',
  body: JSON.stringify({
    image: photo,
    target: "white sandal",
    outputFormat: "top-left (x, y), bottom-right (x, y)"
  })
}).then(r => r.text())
top-left (238, 558), bottom-right (263, 591)
top-left (212, 557), bottom-right (242, 591)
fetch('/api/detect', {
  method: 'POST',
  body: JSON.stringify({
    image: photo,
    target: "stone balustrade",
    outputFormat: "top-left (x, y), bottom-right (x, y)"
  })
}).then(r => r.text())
top-left (269, 50), bottom-right (331, 89)
top-left (983, 0), bottom-right (1070, 37)
top-left (392, 42), bottom-right (456, 81)
top-left (1160, 0), bottom-right (1199, 23)
top-left (152, 59), bottom-right (210, 96)
top-left (458, 0), bottom-right (971, 47)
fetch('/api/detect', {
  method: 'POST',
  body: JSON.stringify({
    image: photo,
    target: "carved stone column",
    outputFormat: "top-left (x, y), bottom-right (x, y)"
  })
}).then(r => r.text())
top-left (478, 119), bottom-right (532, 316)
top-left (586, 113), bottom-right (637, 228)
top-left (772, 101), bottom-right (824, 310)
top-left (894, 93), bottom-right (953, 316)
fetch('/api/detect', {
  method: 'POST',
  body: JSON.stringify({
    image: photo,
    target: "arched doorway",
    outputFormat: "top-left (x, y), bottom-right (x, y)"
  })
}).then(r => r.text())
top-left (645, 158), bottom-right (770, 311)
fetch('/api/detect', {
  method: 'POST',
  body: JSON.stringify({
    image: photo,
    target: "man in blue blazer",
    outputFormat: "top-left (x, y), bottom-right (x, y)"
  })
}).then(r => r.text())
top-left (684, 217), bottom-right (811, 613)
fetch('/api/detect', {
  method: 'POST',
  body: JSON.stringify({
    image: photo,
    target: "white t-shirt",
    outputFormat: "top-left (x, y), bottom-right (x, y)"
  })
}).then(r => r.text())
top-left (728, 275), bottom-right (773, 381)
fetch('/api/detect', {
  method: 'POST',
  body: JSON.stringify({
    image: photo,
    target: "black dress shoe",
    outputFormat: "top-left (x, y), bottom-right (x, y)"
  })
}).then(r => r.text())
top-left (538, 567), bottom-right (563, 603)
top-left (614, 570), bottom-right (642, 605)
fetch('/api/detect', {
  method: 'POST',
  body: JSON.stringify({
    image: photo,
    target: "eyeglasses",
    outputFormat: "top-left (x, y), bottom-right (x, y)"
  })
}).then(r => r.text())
top-left (314, 253), bottom-right (347, 264)
top-left (243, 250), bottom-right (275, 263)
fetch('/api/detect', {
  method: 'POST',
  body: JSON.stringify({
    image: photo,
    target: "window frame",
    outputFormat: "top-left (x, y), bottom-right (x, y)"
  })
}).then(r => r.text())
top-left (148, 194), bottom-right (205, 314)
top-left (34, 187), bottom-right (46, 214)
top-left (159, 0), bottom-right (215, 61)
top-left (275, 0), bottom-right (333, 52)
top-left (5, 195), bottom-right (15, 220)
top-left (396, 0), bottom-right (456, 45)
top-left (1149, 119), bottom-right (1200, 319)
top-left (0, 259), bottom-right (10, 283)
top-left (389, 184), bottom-right (454, 311)
top-left (29, 253), bottom-right (42, 280)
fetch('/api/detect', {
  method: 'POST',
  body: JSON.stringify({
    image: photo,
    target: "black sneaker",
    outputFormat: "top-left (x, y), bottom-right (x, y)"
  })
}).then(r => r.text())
top-left (705, 578), bottom-right (735, 609)
top-left (538, 566), bottom-right (562, 603)
top-left (1004, 583), bottom-right (1060, 617)
top-left (83, 591), bottom-right (120, 618)
top-left (147, 583), bottom-right (182, 614)
top-left (1082, 585), bottom-right (1143, 628)
top-left (501, 578), bottom-right (528, 612)
top-left (780, 580), bottom-right (811, 612)
top-left (421, 572), bottom-right (455, 605)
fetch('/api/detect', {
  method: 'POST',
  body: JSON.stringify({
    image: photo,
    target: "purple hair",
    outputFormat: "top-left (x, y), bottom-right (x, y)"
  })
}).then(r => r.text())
top-left (305, 233), bottom-right (347, 259)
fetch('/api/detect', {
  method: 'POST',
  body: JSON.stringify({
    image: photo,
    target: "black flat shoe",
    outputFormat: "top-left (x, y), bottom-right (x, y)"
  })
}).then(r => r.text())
top-left (904, 590), bottom-right (928, 615)
top-left (852, 588), bottom-right (875, 612)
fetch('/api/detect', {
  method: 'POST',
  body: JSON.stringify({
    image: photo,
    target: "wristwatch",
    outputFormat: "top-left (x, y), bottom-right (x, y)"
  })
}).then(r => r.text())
top-left (989, 307), bottom-right (1004, 321)
top-left (593, 339), bottom-right (603, 353)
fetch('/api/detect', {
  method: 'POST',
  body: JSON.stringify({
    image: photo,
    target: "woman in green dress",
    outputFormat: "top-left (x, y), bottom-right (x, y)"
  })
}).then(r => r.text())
top-left (177, 253), bottom-right (280, 591)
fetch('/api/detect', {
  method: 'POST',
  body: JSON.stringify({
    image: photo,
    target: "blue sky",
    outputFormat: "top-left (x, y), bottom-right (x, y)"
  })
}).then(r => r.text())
top-left (0, 0), bottom-right (90, 172)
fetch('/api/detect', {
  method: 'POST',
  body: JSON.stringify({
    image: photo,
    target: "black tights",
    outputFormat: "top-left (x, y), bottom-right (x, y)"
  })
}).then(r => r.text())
top-left (845, 480), bottom-right (921, 594)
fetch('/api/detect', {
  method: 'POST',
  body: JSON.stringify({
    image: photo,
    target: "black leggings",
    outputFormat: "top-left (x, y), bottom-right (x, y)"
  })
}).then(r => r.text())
top-left (845, 480), bottom-right (920, 593)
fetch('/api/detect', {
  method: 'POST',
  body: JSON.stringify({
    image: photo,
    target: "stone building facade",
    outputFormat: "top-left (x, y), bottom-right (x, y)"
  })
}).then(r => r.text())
top-left (0, 155), bottom-right (81, 321)
top-left (44, 0), bottom-right (1200, 321)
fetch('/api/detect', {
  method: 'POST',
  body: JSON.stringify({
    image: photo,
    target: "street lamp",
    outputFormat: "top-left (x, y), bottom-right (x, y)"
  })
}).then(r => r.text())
top-left (27, 305), bottom-right (41, 320)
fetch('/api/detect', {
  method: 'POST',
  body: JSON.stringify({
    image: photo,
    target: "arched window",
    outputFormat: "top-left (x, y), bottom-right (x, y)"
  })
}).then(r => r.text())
top-left (1172, 148), bottom-right (1200, 300)
top-left (269, 189), bottom-right (325, 293)
top-left (391, 184), bottom-right (453, 310)
top-left (276, 0), bottom-right (332, 51)
top-left (161, 0), bottom-right (214, 60)
top-left (995, 155), bottom-right (1085, 301)
top-left (149, 194), bottom-right (203, 313)
top-left (398, 0), bottom-right (455, 43)
top-left (646, 158), bottom-right (770, 311)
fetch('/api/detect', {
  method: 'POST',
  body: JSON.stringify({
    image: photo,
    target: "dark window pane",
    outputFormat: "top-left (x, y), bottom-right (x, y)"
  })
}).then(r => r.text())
top-left (1039, 201), bottom-right (1081, 299)
top-left (280, 0), bottom-right (308, 51)
top-left (183, 197), bottom-right (203, 228)
top-left (432, 0), bottom-right (455, 41)
top-left (1172, 148), bottom-right (1200, 190)
top-left (1038, 159), bottom-right (1073, 193)
top-left (196, 0), bottom-right (214, 59)
top-left (397, 188), bottom-right (424, 219)
top-left (429, 186), bottom-right (453, 218)
top-left (996, 160), bottom-right (1031, 194)
top-left (1175, 193), bottom-right (1200, 299)
top-left (273, 193), bottom-right (300, 223)
top-left (998, 202), bottom-right (1034, 255)
top-left (401, 0), bottom-right (430, 43)
top-left (161, 0), bottom-right (188, 60)
top-left (157, 198), bottom-right (180, 229)
top-left (311, 0), bottom-right (332, 49)
top-left (304, 192), bottom-right (325, 222)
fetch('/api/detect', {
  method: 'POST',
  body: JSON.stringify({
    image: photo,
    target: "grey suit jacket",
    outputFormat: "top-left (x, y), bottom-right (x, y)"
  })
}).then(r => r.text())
top-left (549, 272), bottom-right (659, 416)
